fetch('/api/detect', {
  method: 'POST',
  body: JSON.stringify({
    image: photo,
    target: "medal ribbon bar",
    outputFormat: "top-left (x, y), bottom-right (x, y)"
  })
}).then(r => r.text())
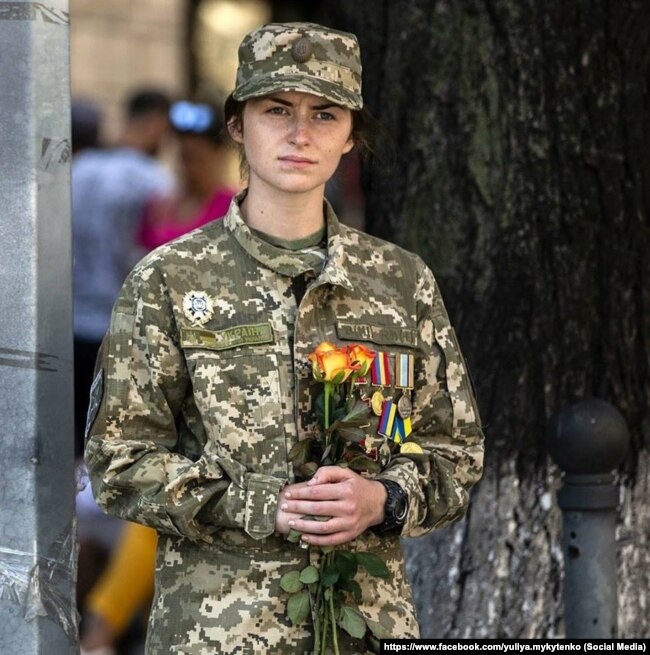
top-left (370, 351), bottom-right (391, 386)
top-left (395, 353), bottom-right (414, 389)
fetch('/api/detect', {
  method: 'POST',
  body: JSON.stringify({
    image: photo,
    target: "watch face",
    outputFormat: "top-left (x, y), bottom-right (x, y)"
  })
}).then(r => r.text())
top-left (394, 496), bottom-right (408, 522)
top-left (386, 483), bottom-right (408, 525)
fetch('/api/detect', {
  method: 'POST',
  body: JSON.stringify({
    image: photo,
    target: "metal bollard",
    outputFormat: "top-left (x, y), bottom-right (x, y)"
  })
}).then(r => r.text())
top-left (547, 398), bottom-right (629, 638)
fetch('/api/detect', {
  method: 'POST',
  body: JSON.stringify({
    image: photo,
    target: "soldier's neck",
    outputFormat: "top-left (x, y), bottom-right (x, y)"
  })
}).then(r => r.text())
top-left (240, 183), bottom-right (326, 241)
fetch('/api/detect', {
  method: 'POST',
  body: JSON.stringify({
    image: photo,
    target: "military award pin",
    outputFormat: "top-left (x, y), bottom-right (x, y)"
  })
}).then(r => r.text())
top-left (182, 290), bottom-right (214, 326)
top-left (397, 394), bottom-right (412, 419)
top-left (371, 390), bottom-right (385, 416)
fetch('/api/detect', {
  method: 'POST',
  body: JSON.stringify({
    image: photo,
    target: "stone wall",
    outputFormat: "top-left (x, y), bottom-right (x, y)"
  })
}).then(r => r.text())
top-left (70, 0), bottom-right (187, 142)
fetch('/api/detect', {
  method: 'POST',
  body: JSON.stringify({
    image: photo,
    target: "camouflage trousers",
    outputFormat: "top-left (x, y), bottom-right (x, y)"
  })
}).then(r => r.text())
top-left (145, 530), bottom-right (419, 654)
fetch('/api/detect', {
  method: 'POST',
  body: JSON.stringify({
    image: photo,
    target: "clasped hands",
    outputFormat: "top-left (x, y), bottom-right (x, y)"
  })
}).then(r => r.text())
top-left (275, 466), bottom-right (387, 547)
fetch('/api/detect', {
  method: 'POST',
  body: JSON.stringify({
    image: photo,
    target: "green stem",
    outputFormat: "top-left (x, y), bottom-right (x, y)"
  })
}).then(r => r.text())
top-left (329, 585), bottom-right (340, 655)
top-left (324, 382), bottom-right (332, 431)
top-left (320, 598), bottom-right (328, 655)
top-left (313, 585), bottom-right (321, 655)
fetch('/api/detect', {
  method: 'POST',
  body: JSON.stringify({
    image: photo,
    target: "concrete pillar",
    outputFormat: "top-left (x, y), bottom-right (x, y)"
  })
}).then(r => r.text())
top-left (0, 1), bottom-right (76, 653)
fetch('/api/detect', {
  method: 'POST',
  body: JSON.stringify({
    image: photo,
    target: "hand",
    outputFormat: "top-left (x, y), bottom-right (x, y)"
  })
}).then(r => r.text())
top-left (277, 466), bottom-right (387, 546)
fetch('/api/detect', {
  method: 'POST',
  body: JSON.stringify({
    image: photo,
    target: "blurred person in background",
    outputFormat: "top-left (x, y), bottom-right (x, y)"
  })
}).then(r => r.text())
top-left (137, 97), bottom-right (237, 250)
top-left (71, 98), bottom-right (103, 155)
top-left (79, 97), bottom-right (236, 655)
top-left (73, 88), bottom-right (173, 459)
top-left (73, 89), bottom-right (174, 652)
top-left (80, 521), bottom-right (157, 655)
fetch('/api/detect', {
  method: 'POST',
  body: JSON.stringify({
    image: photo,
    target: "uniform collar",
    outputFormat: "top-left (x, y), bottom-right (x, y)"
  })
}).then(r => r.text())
top-left (224, 191), bottom-right (353, 290)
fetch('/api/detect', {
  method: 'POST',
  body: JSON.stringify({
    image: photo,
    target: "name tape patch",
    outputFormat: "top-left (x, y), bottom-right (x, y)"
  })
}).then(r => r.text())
top-left (181, 323), bottom-right (274, 351)
top-left (336, 321), bottom-right (417, 347)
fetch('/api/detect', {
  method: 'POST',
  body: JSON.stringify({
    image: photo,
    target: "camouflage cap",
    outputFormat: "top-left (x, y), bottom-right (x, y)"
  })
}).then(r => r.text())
top-left (232, 22), bottom-right (363, 110)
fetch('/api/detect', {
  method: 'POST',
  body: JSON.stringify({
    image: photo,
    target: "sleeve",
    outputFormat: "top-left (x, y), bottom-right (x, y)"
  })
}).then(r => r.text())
top-left (85, 522), bottom-right (157, 636)
top-left (376, 259), bottom-right (484, 536)
top-left (84, 265), bottom-right (285, 543)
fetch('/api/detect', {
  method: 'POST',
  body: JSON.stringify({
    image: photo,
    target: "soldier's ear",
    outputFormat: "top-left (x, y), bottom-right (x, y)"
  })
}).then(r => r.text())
top-left (228, 117), bottom-right (244, 144)
top-left (342, 133), bottom-right (354, 155)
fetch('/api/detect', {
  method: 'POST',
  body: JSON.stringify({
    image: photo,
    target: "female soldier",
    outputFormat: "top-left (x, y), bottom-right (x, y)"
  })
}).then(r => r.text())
top-left (85, 22), bottom-right (484, 654)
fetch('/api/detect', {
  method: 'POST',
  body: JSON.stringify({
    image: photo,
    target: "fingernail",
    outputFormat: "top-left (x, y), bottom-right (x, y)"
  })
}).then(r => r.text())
top-left (281, 503), bottom-right (288, 510)
top-left (288, 520), bottom-right (295, 526)
top-left (285, 491), bottom-right (292, 498)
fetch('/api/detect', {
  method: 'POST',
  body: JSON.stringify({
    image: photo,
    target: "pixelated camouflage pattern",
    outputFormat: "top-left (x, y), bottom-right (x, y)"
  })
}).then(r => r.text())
top-left (232, 22), bottom-right (363, 110)
top-left (85, 192), bottom-right (484, 654)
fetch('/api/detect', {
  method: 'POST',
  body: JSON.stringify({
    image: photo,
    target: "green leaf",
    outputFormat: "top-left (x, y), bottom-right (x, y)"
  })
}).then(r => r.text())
top-left (342, 400), bottom-right (371, 422)
top-left (346, 454), bottom-right (382, 474)
top-left (355, 552), bottom-right (390, 579)
top-left (280, 569), bottom-right (304, 593)
top-left (286, 528), bottom-right (303, 544)
top-left (336, 425), bottom-right (367, 443)
top-left (299, 565), bottom-right (319, 584)
top-left (334, 551), bottom-right (358, 580)
top-left (321, 443), bottom-right (333, 463)
top-left (366, 618), bottom-right (391, 639)
top-left (287, 439), bottom-right (312, 465)
top-left (337, 578), bottom-right (363, 603)
top-left (321, 563), bottom-right (340, 587)
top-left (338, 604), bottom-right (367, 639)
top-left (287, 589), bottom-right (311, 625)
top-left (295, 461), bottom-right (319, 479)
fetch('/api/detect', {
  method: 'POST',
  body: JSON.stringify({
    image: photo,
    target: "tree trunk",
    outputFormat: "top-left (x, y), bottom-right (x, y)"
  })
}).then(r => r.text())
top-left (326, 0), bottom-right (649, 638)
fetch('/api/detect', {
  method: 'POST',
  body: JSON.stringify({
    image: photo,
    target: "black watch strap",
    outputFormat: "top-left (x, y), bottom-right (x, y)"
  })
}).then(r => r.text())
top-left (372, 480), bottom-right (408, 535)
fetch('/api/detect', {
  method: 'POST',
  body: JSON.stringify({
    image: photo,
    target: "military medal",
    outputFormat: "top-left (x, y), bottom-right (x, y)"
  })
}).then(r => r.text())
top-left (182, 290), bottom-right (214, 326)
top-left (371, 390), bottom-right (385, 416)
top-left (397, 394), bottom-right (412, 419)
top-left (369, 351), bottom-right (390, 417)
top-left (395, 353), bottom-right (415, 421)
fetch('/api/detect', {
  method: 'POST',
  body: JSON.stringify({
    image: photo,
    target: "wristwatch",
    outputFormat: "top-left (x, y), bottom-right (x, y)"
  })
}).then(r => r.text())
top-left (372, 480), bottom-right (408, 535)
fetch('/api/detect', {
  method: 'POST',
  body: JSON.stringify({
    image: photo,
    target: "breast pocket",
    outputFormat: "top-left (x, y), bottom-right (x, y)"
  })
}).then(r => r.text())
top-left (187, 348), bottom-right (288, 476)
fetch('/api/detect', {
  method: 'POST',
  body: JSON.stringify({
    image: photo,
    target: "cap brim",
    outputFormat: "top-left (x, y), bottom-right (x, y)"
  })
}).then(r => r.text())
top-left (233, 74), bottom-right (362, 111)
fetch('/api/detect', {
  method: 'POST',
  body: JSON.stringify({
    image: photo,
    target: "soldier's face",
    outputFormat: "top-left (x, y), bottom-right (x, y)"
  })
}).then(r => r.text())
top-left (229, 91), bottom-right (354, 196)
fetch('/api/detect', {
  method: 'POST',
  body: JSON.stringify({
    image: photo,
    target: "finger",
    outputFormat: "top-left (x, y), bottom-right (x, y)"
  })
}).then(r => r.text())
top-left (308, 465), bottom-right (355, 485)
top-left (281, 499), bottom-right (343, 517)
top-left (288, 515), bottom-right (345, 536)
top-left (284, 481), bottom-right (350, 502)
top-left (300, 530), bottom-right (356, 547)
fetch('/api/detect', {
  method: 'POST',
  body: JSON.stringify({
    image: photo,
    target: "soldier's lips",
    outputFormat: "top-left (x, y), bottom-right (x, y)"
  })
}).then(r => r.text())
top-left (278, 156), bottom-right (317, 168)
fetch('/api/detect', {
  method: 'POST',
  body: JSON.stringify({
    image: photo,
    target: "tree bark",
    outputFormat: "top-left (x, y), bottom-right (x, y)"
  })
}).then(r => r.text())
top-left (326, 0), bottom-right (649, 638)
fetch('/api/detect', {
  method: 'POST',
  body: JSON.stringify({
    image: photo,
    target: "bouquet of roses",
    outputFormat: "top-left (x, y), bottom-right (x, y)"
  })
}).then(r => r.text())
top-left (281, 342), bottom-right (424, 654)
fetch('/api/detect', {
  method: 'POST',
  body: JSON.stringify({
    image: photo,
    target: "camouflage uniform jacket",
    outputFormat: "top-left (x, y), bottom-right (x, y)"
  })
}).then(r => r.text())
top-left (85, 194), bottom-right (484, 654)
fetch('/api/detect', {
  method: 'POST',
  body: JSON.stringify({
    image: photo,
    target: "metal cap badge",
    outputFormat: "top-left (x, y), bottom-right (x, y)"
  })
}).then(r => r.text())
top-left (232, 22), bottom-right (363, 110)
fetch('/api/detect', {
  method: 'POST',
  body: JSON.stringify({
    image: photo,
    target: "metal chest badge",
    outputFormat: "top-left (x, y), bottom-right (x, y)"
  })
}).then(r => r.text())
top-left (182, 290), bottom-right (214, 326)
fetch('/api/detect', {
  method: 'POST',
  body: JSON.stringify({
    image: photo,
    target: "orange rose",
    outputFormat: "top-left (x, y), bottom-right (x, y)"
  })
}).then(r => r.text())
top-left (307, 341), bottom-right (338, 362)
top-left (308, 342), bottom-right (361, 383)
top-left (308, 342), bottom-right (339, 381)
top-left (345, 344), bottom-right (376, 377)
top-left (318, 349), bottom-right (359, 383)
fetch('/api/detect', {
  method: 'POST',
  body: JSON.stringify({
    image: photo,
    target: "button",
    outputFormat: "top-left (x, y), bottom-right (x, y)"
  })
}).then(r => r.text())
top-left (291, 37), bottom-right (313, 63)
